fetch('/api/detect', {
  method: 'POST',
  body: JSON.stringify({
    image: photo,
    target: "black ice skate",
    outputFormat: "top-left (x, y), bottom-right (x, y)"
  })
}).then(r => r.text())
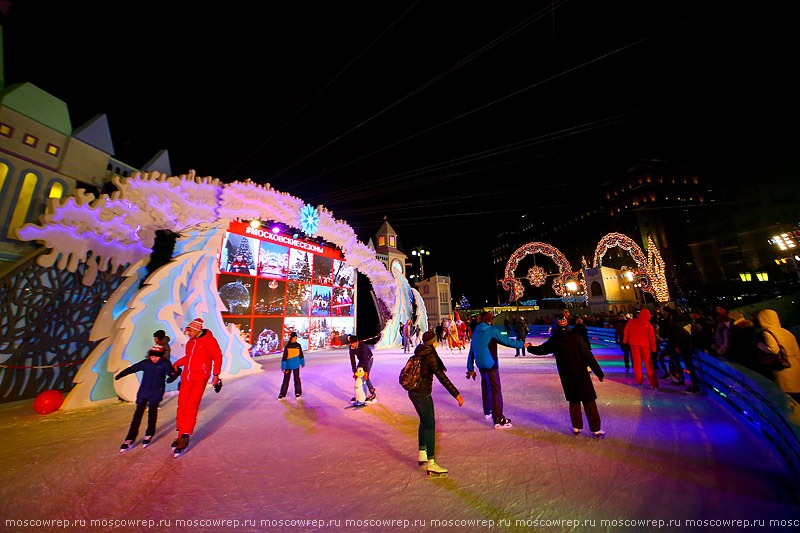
top-left (142, 435), bottom-right (154, 448)
top-left (173, 434), bottom-right (190, 457)
top-left (119, 440), bottom-right (133, 453)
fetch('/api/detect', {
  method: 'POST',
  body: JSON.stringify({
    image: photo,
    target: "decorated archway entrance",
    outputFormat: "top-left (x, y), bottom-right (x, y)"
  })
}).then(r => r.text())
top-left (502, 233), bottom-right (669, 304)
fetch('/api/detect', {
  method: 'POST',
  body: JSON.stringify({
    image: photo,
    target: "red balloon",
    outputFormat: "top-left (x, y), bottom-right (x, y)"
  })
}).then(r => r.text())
top-left (33, 390), bottom-right (63, 414)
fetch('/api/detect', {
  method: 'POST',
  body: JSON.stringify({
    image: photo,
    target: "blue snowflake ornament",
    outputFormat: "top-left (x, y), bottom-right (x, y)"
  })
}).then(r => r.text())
top-left (300, 204), bottom-right (319, 235)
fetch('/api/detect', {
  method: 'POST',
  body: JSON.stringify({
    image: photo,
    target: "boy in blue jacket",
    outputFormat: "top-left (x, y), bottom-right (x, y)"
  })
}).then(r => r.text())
top-left (116, 344), bottom-right (178, 451)
top-left (278, 332), bottom-right (305, 399)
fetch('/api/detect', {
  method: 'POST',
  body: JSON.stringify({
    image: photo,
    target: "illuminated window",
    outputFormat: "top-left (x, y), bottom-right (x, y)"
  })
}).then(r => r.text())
top-left (0, 163), bottom-right (8, 193)
top-left (48, 181), bottom-right (64, 199)
top-left (378, 236), bottom-right (385, 246)
top-left (46, 144), bottom-right (60, 157)
top-left (7, 172), bottom-right (38, 239)
top-left (389, 235), bottom-right (396, 247)
top-left (0, 123), bottom-right (13, 138)
top-left (22, 134), bottom-right (38, 147)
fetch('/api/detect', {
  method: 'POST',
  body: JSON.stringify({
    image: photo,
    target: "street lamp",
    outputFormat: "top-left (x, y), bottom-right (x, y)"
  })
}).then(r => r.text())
top-left (410, 247), bottom-right (430, 279)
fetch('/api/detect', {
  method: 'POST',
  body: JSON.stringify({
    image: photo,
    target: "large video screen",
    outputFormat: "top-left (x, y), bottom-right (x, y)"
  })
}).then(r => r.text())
top-left (218, 221), bottom-right (356, 355)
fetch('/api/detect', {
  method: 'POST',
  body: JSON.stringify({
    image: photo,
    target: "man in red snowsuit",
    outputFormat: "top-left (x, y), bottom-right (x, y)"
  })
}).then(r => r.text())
top-left (171, 317), bottom-right (223, 454)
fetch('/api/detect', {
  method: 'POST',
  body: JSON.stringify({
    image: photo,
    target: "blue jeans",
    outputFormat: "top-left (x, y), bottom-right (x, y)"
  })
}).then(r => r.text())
top-left (479, 368), bottom-right (504, 422)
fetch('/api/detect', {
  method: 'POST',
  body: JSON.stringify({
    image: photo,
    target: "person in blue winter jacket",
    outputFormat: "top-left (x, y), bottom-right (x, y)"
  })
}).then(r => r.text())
top-left (278, 332), bottom-right (305, 399)
top-left (116, 344), bottom-right (178, 451)
top-left (467, 311), bottom-right (529, 429)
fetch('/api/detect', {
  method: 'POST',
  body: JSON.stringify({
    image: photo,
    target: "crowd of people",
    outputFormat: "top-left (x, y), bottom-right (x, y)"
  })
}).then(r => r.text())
top-left (113, 304), bottom-right (799, 475)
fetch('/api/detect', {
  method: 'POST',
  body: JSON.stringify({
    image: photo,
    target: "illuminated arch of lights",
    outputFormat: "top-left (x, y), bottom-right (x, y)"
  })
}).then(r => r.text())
top-left (593, 232), bottom-right (669, 302)
top-left (501, 242), bottom-right (579, 301)
top-left (502, 233), bottom-right (670, 304)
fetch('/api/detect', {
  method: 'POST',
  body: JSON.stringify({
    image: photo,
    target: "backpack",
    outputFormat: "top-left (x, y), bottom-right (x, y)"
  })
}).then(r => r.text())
top-left (399, 354), bottom-right (423, 391)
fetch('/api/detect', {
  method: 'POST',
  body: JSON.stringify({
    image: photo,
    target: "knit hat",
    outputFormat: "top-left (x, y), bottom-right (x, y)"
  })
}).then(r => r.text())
top-left (422, 331), bottom-right (437, 345)
top-left (186, 318), bottom-right (203, 331)
top-left (148, 345), bottom-right (164, 358)
top-left (557, 316), bottom-right (568, 327)
top-left (150, 344), bottom-right (164, 352)
top-left (289, 331), bottom-right (298, 340)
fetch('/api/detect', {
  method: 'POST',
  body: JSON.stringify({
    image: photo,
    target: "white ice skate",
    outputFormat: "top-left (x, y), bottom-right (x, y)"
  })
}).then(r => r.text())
top-left (418, 449), bottom-right (428, 466)
top-left (426, 459), bottom-right (448, 478)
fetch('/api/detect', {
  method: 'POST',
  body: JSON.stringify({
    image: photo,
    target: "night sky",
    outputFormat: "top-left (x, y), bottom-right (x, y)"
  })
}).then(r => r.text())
top-left (3, 1), bottom-right (797, 305)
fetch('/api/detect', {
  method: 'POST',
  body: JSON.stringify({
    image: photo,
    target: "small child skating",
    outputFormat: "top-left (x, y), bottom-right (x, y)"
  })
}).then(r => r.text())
top-left (278, 332), bottom-right (305, 400)
top-left (115, 344), bottom-right (178, 452)
top-left (153, 329), bottom-right (171, 359)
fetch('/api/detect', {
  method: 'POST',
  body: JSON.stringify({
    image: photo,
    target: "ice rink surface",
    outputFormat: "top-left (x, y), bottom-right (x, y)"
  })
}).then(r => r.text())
top-left (2, 338), bottom-right (798, 532)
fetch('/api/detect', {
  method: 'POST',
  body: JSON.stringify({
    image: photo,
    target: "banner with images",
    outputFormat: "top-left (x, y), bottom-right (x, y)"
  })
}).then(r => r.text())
top-left (218, 220), bottom-right (355, 354)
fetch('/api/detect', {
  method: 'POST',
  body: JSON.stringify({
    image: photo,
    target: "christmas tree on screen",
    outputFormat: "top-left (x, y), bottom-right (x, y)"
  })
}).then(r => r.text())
top-left (235, 238), bottom-right (256, 270)
top-left (299, 253), bottom-right (312, 283)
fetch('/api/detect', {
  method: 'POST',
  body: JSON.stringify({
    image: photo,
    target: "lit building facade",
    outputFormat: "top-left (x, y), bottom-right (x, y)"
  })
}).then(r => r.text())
top-left (416, 274), bottom-right (452, 328)
top-left (493, 160), bottom-right (800, 306)
top-left (0, 83), bottom-right (170, 266)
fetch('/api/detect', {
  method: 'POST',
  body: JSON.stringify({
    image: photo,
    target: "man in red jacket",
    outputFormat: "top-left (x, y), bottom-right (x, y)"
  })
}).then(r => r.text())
top-left (171, 317), bottom-right (223, 456)
top-left (623, 309), bottom-right (659, 389)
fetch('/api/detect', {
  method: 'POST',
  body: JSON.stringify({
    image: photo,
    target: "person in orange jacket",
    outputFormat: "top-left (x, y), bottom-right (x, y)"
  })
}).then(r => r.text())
top-left (171, 317), bottom-right (223, 456)
top-left (623, 309), bottom-right (659, 389)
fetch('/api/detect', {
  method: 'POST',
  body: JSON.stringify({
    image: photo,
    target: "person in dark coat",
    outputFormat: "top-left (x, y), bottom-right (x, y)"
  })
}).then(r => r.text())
top-left (115, 344), bottom-right (178, 451)
top-left (348, 335), bottom-right (376, 402)
top-left (514, 315), bottom-right (528, 357)
top-left (573, 317), bottom-right (591, 350)
top-left (409, 331), bottom-right (464, 476)
top-left (614, 313), bottom-right (631, 371)
top-left (527, 316), bottom-right (606, 437)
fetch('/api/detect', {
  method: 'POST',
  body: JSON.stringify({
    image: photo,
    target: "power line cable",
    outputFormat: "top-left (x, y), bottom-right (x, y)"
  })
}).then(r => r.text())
top-left (227, 0), bottom-right (422, 176)
top-left (271, 0), bottom-right (570, 181)
top-left (295, 2), bottom-right (734, 187)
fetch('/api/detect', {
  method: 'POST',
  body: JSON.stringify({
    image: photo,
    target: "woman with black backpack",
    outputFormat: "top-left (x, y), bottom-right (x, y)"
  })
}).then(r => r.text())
top-left (406, 330), bottom-right (463, 477)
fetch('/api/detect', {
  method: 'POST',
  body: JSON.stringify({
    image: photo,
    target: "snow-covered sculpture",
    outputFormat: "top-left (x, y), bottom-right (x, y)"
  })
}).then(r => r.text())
top-left (16, 172), bottom-right (398, 409)
top-left (374, 273), bottom-right (428, 348)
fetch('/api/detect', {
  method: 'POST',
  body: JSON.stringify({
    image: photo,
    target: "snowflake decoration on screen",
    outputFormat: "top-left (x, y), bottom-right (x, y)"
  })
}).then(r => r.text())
top-left (300, 204), bottom-right (319, 235)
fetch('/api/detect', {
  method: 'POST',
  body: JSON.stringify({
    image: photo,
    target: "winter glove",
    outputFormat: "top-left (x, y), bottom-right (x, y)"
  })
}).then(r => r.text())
top-left (166, 367), bottom-right (182, 384)
top-left (466, 370), bottom-right (477, 380)
top-left (214, 378), bottom-right (223, 393)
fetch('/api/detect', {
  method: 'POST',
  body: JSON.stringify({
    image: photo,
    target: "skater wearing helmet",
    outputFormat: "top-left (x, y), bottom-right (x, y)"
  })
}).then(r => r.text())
top-left (408, 331), bottom-right (464, 477)
top-left (115, 344), bottom-right (179, 452)
top-left (171, 317), bottom-right (223, 456)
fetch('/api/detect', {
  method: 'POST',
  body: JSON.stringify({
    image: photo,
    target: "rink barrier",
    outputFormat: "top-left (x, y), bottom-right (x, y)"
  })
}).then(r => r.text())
top-left (508, 325), bottom-right (618, 344)
top-left (693, 351), bottom-right (800, 478)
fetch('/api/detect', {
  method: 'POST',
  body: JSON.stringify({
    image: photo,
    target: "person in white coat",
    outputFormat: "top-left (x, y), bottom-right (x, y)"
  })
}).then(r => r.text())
top-left (756, 309), bottom-right (800, 402)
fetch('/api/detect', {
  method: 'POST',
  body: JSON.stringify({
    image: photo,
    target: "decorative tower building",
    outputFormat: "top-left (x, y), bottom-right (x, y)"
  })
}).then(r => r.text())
top-left (373, 219), bottom-right (407, 279)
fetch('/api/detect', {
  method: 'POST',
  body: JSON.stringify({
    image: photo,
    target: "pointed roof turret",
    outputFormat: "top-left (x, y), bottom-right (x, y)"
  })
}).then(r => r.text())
top-left (73, 114), bottom-right (115, 154)
top-left (142, 149), bottom-right (172, 176)
top-left (374, 218), bottom-right (401, 253)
